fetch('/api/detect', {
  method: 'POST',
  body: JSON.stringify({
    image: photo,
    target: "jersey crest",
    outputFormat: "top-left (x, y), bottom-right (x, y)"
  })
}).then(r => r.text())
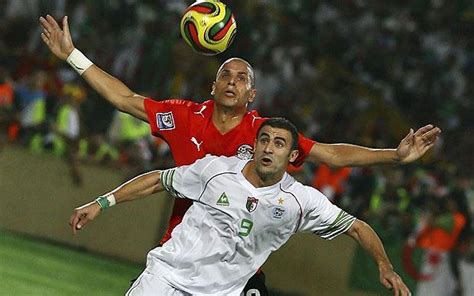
top-left (236, 144), bottom-right (253, 160)
top-left (156, 112), bottom-right (175, 130)
top-left (246, 196), bottom-right (259, 213)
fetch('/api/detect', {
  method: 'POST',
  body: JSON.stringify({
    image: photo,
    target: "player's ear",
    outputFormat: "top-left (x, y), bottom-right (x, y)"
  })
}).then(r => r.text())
top-left (247, 88), bottom-right (256, 103)
top-left (289, 150), bottom-right (299, 163)
top-left (211, 82), bottom-right (216, 96)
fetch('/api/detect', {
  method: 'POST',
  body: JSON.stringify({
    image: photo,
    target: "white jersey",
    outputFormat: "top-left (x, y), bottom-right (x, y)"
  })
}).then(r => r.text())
top-left (148, 155), bottom-right (356, 295)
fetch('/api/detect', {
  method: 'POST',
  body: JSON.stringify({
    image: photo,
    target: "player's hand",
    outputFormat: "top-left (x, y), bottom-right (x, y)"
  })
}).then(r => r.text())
top-left (69, 201), bottom-right (101, 235)
top-left (39, 15), bottom-right (75, 60)
top-left (379, 266), bottom-right (411, 296)
top-left (396, 124), bottom-right (441, 164)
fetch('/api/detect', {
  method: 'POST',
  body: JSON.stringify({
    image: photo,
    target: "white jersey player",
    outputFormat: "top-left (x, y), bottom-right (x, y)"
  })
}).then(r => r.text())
top-left (151, 154), bottom-right (355, 295)
top-left (70, 118), bottom-right (411, 296)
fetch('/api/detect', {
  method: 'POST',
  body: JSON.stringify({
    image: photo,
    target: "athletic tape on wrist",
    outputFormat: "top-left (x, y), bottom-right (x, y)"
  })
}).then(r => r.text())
top-left (66, 48), bottom-right (93, 75)
top-left (95, 193), bottom-right (116, 210)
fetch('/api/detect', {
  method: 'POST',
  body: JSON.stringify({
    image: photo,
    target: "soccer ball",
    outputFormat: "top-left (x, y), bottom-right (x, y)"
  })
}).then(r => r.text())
top-left (180, 1), bottom-right (237, 55)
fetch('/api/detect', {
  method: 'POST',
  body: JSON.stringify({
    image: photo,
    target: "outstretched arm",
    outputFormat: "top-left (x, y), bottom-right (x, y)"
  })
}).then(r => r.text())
top-left (346, 220), bottom-right (411, 296)
top-left (69, 170), bottom-right (163, 234)
top-left (307, 124), bottom-right (441, 167)
top-left (39, 15), bottom-right (148, 121)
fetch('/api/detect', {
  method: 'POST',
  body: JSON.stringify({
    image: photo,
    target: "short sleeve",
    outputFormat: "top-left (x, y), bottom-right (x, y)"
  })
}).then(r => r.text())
top-left (299, 187), bottom-right (355, 240)
top-left (144, 98), bottom-right (195, 138)
top-left (160, 155), bottom-right (220, 200)
top-left (292, 133), bottom-right (316, 167)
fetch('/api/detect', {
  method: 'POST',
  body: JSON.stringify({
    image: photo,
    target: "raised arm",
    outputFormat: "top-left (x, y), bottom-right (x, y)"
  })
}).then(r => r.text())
top-left (307, 124), bottom-right (441, 167)
top-left (69, 170), bottom-right (163, 234)
top-left (39, 15), bottom-right (148, 121)
top-left (346, 220), bottom-right (411, 296)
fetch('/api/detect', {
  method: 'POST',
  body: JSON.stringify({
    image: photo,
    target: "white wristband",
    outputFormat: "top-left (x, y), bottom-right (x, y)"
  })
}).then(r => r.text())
top-left (66, 48), bottom-right (93, 75)
top-left (106, 193), bottom-right (117, 207)
top-left (95, 193), bottom-right (116, 210)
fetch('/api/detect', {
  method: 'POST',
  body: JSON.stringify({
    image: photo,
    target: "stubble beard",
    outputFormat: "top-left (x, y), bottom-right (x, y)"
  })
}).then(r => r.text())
top-left (255, 164), bottom-right (283, 185)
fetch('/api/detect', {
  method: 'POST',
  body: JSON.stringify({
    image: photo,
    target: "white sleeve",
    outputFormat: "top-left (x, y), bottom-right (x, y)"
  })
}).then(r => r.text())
top-left (299, 186), bottom-right (356, 240)
top-left (160, 155), bottom-right (219, 200)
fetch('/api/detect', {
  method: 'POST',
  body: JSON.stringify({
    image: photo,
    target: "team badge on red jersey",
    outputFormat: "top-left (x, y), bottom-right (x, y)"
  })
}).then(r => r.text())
top-left (246, 196), bottom-right (259, 212)
top-left (156, 112), bottom-right (175, 130)
top-left (236, 144), bottom-right (253, 160)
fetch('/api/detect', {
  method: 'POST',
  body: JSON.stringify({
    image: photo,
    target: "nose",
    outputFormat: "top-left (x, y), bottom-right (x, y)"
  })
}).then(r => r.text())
top-left (263, 142), bottom-right (273, 154)
top-left (227, 75), bottom-right (236, 86)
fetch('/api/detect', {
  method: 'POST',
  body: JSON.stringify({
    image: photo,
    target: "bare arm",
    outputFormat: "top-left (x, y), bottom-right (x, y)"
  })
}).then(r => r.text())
top-left (346, 220), bottom-right (411, 296)
top-left (307, 125), bottom-right (441, 167)
top-left (39, 15), bottom-right (148, 121)
top-left (69, 170), bottom-right (163, 234)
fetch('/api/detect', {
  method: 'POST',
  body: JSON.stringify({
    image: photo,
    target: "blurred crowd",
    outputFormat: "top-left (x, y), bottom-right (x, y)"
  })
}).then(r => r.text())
top-left (1, 0), bottom-right (473, 294)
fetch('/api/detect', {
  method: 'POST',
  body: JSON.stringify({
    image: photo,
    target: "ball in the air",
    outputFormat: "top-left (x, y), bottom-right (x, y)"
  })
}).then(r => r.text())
top-left (180, 1), bottom-right (237, 55)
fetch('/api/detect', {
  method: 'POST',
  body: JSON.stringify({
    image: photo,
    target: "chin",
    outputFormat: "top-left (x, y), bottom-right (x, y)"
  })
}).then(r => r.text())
top-left (256, 165), bottom-right (276, 177)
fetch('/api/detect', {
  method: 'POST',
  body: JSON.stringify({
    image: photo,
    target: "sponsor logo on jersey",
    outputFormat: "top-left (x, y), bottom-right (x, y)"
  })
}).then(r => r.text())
top-left (156, 112), bottom-right (175, 130)
top-left (216, 192), bottom-right (230, 206)
top-left (190, 137), bottom-right (203, 151)
top-left (272, 206), bottom-right (286, 219)
top-left (236, 144), bottom-right (253, 160)
top-left (193, 105), bottom-right (207, 117)
top-left (246, 196), bottom-right (259, 212)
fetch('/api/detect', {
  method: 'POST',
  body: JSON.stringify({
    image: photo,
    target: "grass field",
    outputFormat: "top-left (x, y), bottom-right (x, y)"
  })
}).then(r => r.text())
top-left (0, 231), bottom-right (142, 295)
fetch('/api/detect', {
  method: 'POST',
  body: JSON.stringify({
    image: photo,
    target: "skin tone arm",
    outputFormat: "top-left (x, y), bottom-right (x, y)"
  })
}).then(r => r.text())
top-left (346, 220), bottom-right (411, 296)
top-left (307, 124), bottom-right (442, 167)
top-left (39, 15), bottom-right (148, 121)
top-left (69, 171), bottom-right (163, 234)
top-left (41, 14), bottom-right (441, 167)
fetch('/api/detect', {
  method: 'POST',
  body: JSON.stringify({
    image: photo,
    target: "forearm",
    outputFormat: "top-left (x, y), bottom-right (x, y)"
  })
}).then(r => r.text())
top-left (106, 170), bottom-right (164, 204)
top-left (308, 143), bottom-right (400, 167)
top-left (69, 170), bottom-right (164, 233)
top-left (39, 16), bottom-right (148, 121)
top-left (346, 220), bottom-right (393, 271)
top-left (67, 49), bottom-right (148, 121)
top-left (82, 65), bottom-right (146, 119)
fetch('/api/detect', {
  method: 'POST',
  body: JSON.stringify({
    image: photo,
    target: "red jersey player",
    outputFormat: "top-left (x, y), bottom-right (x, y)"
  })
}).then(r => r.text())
top-left (144, 96), bottom-right (315, 244)
top-left (40, 15), bottom-right (441, 295)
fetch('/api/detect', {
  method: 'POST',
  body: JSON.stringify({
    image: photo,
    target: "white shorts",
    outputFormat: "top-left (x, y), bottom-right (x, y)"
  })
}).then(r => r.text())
top-left (125, 268), bottom-right (191, 296)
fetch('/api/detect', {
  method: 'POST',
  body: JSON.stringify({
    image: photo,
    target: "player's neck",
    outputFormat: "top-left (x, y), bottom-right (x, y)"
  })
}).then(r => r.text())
top-left (212, 104), bottom-right (246, 134)
top-left (242, 161), bottom-right (283, 188)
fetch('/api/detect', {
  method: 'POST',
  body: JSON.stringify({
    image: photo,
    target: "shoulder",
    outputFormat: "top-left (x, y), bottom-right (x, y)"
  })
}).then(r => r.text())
top-left (144, 97), bottom-right (201, 110)
top-left (281, 176), bottom-right (327, 206)
top-left (243, 110), bottom-right (266, 129)
top-left (146, 98), bottom-right (214, 114)
top-left (199, 154), bottom-right (241, 170)
top-left (144, 98), bottom-right (211, 131)
top-left (190, 155), bottom-right (241, 179)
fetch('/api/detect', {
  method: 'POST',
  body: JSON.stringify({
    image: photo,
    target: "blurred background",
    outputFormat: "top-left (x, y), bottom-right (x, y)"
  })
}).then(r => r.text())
top-left (0, 0), bottom-right (473, 295)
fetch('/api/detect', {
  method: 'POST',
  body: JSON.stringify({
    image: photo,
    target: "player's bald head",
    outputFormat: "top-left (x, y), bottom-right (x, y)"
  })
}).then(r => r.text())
top-left (216, 57), bottom-right (255, 88)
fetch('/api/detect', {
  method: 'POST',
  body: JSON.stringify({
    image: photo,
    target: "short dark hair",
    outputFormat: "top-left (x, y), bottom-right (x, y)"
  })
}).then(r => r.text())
top-left (257, 118), bottom-right (299, 151)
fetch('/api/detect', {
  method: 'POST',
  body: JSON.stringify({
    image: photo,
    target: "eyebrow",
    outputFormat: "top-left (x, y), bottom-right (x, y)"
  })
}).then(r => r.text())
top-left (259, 132), bottom-right (287, 143)
top-left (219, 69), bottom-right (249, 77)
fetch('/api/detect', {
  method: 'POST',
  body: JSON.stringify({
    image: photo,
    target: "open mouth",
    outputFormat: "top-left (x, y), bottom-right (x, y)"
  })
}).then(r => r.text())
top-left (225, 90), bottom-right (236, 97)
top-left (261, 156), bottom-right (273, 166)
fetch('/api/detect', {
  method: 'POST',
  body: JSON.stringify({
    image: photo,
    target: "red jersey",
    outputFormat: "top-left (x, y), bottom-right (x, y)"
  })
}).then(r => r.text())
top-left (144, 98), bottom-right (316, 244)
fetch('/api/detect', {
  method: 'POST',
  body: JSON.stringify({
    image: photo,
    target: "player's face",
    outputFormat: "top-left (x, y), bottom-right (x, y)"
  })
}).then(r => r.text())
top-left (254, 126), bottom-right (299, 179)
top-left (212, 60), bottom-right (256, 110)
